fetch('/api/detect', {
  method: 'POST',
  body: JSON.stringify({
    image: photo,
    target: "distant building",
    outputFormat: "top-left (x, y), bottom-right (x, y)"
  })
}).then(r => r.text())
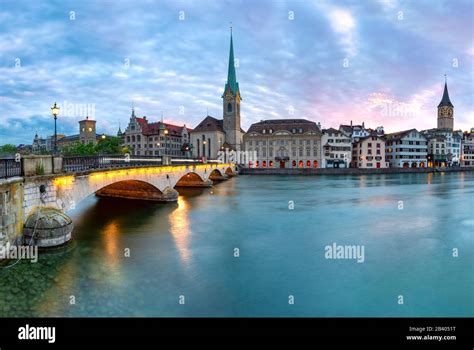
top-left (243, 119), bottom-right (322, 168)
top-left (56, 117), bottom-right (103, 149)
top-left (437, 78), bottom-right (454, 130)
top-left (321, 128), bottom-right (352, 168)
top-left (351, 133), bottom-right (388, 168)
top-left (123, 109), bottom-right (191, 157)
top-left (419, 77), bottom-right (461, 167)
top-left (190, 29), bottom-right (245, 159)
top-left (461, 129), bottom-right (474, 167)
top-left (384, 129), bottom-right (428, 168)
top-left (339, 121), bottom-right (371, 140)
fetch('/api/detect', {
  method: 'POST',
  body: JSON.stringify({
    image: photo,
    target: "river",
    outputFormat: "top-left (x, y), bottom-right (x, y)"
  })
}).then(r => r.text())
top-left (0, 172), bottom-right (473, 317)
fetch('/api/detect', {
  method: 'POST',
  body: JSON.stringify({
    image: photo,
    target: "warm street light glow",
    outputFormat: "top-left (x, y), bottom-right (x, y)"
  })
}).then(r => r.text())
top-left (101, 134), bottom-right (106, 139)
top-left (203, 140), bottom-right (207, 145)
top-left (164, 129), bottom-right (169, 135)
top-left (51, 102), bottom-right (60, 118)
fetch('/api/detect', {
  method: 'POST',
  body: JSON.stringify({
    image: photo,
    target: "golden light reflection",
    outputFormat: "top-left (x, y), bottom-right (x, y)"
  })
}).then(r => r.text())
top-left (53, 175), bottom-right (74, 187)
top-left (102, 220), bottom-right (120, 269)
top-left (427, 172), bottom-right (433, 185)
top-left (168, 196), bottom-right (192, 264)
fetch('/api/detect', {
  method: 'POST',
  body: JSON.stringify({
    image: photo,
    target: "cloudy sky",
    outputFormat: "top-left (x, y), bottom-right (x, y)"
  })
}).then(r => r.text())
top-left (0, 0), bottom-right (472, 145)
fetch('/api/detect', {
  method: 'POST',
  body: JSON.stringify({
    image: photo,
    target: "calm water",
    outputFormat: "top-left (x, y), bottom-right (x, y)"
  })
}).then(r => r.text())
top-left (1, 172), bottom-right (473, 317)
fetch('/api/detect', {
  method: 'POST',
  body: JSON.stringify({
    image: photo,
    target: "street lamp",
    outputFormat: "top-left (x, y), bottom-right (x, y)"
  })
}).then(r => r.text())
top-left (101, 133), bottom-right (106, 140)
top-left (164, 129), bottom-right (169, 156)
top-left (51, 102), bottom-right (60, 154)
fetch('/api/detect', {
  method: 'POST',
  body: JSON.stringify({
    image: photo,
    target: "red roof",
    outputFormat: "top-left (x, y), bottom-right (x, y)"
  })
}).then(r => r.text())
top-left (135, 117), bottom-right (192, 136)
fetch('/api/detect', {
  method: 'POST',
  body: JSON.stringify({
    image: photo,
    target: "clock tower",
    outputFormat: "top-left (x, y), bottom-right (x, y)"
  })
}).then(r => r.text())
top-left (222, 27), bottom-right (243, 151)
top-left (437, 76), bottom-right (454, 130)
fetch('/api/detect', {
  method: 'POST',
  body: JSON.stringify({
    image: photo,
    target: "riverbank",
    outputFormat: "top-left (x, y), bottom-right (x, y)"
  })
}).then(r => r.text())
top-left (239, 166), bottom-right (474, 175)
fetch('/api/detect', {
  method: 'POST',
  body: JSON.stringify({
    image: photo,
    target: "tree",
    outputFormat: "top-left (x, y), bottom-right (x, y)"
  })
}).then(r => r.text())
top-left (95, 136), bottom-right (125, 154)
top-left (0, 144), bottom-right (18, 156)
top-left (61, 142), bottom-right (97, 156)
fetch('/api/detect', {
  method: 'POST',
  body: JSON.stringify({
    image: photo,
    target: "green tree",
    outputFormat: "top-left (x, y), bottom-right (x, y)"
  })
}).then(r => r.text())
top-left (0, 144), bottom-right (17, 156)
top-left (95, 136), bottom-right (125, 154)
top-left (62, 142), bottom-right (97, 156)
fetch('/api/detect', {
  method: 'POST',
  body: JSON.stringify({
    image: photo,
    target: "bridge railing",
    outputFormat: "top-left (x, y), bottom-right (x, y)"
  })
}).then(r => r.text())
top-left (0, 158), bottom-right (22, 179)
top-left (62, 155), bottom-right (212, 172)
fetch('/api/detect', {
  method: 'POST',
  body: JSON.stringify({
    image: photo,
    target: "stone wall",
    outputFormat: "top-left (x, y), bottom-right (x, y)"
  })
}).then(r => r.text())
top-left (0, 178), bottom-right (24, 246)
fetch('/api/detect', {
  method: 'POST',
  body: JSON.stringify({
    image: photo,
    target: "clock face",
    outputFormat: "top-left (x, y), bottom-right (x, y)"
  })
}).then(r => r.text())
top-left (225, 94), bottom-right (233, 102)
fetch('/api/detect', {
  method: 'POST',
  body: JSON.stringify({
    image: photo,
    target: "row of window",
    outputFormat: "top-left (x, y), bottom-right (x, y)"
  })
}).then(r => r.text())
top-left (254, 160), bottom-right (319, 168)
top-left (126, 135), bottom-right (183, 143)
top-left (251, 148), bottom-right (319, 157)
top-left (248, 139), bottom-right (318, 146)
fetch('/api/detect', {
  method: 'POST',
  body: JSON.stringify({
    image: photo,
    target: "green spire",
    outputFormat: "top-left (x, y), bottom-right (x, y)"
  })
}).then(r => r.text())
top-left (224, 27), bottom-right (239, 97)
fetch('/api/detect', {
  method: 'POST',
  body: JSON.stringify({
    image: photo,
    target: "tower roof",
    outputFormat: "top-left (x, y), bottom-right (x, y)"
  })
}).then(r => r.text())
top-left (224, 29), bottom-right (240, 97)
top-left (438, 80), bottom-right (453, 108)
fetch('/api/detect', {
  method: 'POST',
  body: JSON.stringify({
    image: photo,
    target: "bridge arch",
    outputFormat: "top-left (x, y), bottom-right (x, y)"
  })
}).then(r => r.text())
top-left (95, 180), bottom-right (177, 201)
top-left (175, 172), bottom-right (212, 188)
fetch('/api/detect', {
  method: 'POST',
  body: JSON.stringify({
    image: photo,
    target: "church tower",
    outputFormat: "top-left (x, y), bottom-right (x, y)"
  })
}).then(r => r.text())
top-left (437, 76), bottom-right (454, 130)
top-left (222, 27), bottom-right (243, 151)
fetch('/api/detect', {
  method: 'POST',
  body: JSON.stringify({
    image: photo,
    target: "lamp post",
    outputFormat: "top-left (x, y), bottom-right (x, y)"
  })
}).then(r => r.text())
top-left (164, 129), bottom-right (169, 156)
top-left (51, 102), bottom-right (60, 154)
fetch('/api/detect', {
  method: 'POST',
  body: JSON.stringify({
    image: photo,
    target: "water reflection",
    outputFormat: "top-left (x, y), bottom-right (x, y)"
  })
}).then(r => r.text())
top-left (168, 196), bottom-right (192, 264)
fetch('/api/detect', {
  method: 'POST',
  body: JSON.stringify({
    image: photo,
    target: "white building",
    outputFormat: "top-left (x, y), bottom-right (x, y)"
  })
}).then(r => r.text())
top-left (321, 128), bottom-right (352, 168)
top-left (461, 129), bottom-right (474, 167)
top-left (123, 109), bottom-right (191, 157)
top-left (351, 134), bottom-right (388, 169)
top-left (243, 119), bottom-right (322, 168)
top-left (384, 129), bottom-right (428, 168)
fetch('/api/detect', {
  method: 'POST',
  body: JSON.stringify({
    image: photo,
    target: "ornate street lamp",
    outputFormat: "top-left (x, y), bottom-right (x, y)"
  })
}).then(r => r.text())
top-left (51, 102), bottom-right (60, 154)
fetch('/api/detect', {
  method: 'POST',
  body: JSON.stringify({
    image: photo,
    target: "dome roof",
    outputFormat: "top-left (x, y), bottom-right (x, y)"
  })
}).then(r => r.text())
top-left (24, 208), bottom-right (72, 230)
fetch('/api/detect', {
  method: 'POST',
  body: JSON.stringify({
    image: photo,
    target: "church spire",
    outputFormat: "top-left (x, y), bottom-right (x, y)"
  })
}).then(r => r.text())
top-left (224, 26), bottom-right (239, 97)
top-left (438, 75), bottom-right (454, 108)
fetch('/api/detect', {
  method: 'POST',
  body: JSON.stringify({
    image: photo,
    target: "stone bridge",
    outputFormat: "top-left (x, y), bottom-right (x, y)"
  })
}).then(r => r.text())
top-left (0, 155), bottom-right (236, 248)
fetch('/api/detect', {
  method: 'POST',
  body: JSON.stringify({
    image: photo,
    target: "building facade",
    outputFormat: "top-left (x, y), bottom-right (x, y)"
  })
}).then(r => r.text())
top-left (461, 129), bottom-right (474, 167)
top-left (384, 129), bottom-right (428, 168)
top-left (243, 119), bottom-right (322, 168)
top-left (123, 109), bottom-right (191, 156)
top-left (190, 30), bottom-right (244, 159)
top-left (351, 134), bottom-right (388, 168)
top-left (321, 128), bottom-right (352, 168)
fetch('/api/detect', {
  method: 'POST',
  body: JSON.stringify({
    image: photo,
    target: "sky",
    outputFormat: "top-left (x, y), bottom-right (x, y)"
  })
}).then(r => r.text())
top-left (0, 0), bottom-right (473, 145)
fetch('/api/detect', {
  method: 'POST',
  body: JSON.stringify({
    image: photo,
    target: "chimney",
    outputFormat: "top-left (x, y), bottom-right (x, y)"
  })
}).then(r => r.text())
top-left (362, 121), bottom-right (365, 128)
top-left (350, 120), bottom-right (352, 127)
top-left (143, 116), bottom-right (147, 121)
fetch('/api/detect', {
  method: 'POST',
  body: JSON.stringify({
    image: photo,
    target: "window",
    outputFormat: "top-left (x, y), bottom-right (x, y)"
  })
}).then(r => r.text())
top-left (227, 103), bottom-right (232, 113)
top-left (306, 160), bottom-right (311, 167)
top-left (292, 160), bottom-right (296, 167)
top-left (367, 143), bottom-right (372, 148)
top-left (269, 161), bottom-right (273, 167)
top-left (299, 148), bottom-right (303, 157)
top-left (208, 138), bottom-right (211, 158)
top-left (376, 143), bottom-right (380, 148)
top-left (256, 161), bottom-right (259, 167)
top-left (313, 160), bottom-right (318, 168)
top-left (298, 160), bottom-right (303, 167)
top-left (306, 148), bottom-right (311, 156)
